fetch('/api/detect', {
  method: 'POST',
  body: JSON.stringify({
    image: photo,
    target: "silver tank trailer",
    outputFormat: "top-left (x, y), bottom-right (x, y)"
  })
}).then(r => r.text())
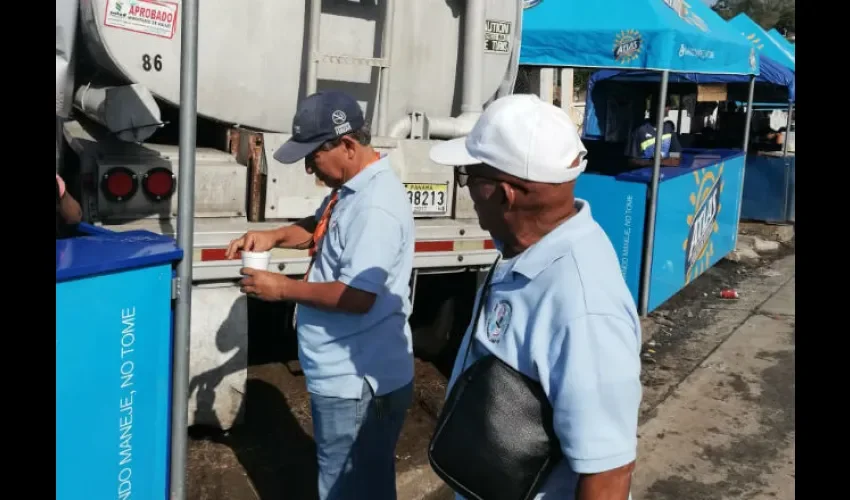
top-left (78, 0), bottom-right (522, 133)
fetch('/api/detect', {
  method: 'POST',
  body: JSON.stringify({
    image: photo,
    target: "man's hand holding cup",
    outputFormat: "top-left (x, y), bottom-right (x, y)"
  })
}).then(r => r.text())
top-left (225, 230), bottom-right (281, 260)
top-left (227, 230), bottom-right (287, 301)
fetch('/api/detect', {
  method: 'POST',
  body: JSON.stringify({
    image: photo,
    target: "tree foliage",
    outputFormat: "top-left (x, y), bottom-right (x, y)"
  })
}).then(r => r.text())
top-left (712, 0), bottom-right (795, 34)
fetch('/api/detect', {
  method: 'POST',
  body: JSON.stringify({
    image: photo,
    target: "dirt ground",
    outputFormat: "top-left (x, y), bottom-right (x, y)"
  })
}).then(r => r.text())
top-left (186, 238), bottom-right (794, 500)
top-left (186, 301), bottom-right (455, 500)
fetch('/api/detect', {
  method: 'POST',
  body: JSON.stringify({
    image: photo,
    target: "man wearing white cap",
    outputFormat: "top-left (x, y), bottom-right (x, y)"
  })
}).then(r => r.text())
top-left (429, 94), bottom-right (642, 499)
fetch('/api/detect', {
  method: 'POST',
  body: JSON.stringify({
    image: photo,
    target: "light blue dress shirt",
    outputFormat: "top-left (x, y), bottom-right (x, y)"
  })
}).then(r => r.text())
top-left (297, 156), bottom-right (415, 399)
top-left (448, 199), bottom-right (642, 499)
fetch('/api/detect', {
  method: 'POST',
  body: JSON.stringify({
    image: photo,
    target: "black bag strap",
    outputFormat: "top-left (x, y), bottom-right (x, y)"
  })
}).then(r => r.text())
top-left (459, 256), bottom-right (501, 373)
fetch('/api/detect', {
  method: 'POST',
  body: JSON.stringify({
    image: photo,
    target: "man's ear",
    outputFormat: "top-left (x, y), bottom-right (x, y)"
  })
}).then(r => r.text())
top-left (341, 135), bottom-right (358, 159)
top-left (499, 182), bottom-right (516, 208)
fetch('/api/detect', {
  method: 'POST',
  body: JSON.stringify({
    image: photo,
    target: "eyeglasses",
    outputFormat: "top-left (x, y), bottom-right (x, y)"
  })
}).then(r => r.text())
top-left (455, 166), bottom-right (501, 188)
top-left (455, 166), bottom-right (524, 190)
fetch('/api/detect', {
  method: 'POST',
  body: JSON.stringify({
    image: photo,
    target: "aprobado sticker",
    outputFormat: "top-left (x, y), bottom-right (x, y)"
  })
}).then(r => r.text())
top-left (104, 0), bottom-right (179, 40)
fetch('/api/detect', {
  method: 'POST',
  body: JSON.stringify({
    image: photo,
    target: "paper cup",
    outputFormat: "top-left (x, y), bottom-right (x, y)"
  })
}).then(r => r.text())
top-left (241, 250), bottom-right (271, 271)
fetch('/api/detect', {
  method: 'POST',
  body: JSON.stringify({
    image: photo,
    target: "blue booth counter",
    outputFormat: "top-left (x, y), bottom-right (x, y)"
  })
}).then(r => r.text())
top-left (57, 224), bottom-right (183, 500)
top-left (741, 151), bottom-right (795, 223)
top-left (576, 148), bottom-right (746, 313)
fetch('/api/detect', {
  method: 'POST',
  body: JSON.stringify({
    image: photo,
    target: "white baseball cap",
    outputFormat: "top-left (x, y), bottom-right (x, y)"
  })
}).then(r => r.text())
top-left (429, 94), bottom-right (588, 183)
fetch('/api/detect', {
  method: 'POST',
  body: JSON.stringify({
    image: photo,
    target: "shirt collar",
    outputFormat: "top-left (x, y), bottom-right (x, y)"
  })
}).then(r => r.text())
top-left (342, 154), bottom-right (389, 193)
top-left (496, 199), bottom-right (595, 282)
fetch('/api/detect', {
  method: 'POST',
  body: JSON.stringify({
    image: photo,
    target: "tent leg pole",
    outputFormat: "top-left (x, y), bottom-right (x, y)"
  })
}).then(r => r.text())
top-left (742, 75), bottom-right (756, 155)
top-left (638, 70), bottom-right (669, 317)
top-left (732, 74), bottom-right (757, 249)
top-left (170, 0), bottom-right (199, 498)
top-left (783, 102), bottom-right (793, 157)
top-left (676, 91), bottom-right (684, 133)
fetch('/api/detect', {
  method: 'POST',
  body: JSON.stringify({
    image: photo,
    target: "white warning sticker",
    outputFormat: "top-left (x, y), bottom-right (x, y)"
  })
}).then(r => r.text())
top-left (103, 0), bottom-right (179, 40)
top-left (484, 20), bottom-right (512, 54)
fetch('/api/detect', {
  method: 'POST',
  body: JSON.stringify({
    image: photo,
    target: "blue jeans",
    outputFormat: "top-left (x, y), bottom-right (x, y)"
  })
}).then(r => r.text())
top-left (310, 380), bottom-right (414, 500)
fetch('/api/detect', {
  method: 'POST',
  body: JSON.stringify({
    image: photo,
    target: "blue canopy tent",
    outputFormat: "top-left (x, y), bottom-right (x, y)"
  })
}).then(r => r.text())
top-left (581, 55), bottom-right (796, 226)
top-left (724, 16), bottom-right (796, 224)
top-left (767, 28), bottom-right (795, 56)
top-left (728, 14), bottom-right (794, 75)
top-left (579, 13), bottom-right (796, 247)
top-left (519, 0), bottom-right (760, 315)
top-left (728, 14), bottom-right (795, 155)
top-left (520, 0), bottom-right (758, 74)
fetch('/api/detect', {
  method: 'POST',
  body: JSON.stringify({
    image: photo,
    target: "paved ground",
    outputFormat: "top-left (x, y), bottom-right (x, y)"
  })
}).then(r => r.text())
top-left (633, 259), bottom-right (795, 499)
top-left (187, 239), bottom-right (795, 500)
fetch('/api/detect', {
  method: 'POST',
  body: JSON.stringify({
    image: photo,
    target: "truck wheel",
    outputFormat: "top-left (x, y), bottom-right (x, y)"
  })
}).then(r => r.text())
top-left (412, 296), bottom-right (457, 359)
top-left (410, 272), bottom-right (477, 365)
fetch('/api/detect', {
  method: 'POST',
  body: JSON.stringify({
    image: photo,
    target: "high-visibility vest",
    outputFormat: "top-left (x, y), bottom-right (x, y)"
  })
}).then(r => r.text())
top-left (639, 133), bottom-right (673, 159)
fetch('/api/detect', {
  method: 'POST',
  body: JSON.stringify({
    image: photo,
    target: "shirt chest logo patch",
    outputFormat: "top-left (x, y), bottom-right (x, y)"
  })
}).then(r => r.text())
top-left (486, 300), bottom-right (512, 343)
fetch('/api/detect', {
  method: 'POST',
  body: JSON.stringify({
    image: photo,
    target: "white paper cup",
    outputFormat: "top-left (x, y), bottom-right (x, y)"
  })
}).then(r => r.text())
top-left (241, 250), bottom-right (271, 271)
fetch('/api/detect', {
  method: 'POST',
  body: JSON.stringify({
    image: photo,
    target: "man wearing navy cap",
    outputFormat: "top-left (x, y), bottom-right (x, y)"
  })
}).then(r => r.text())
top-left (226, 91), bottom-right (416, 500)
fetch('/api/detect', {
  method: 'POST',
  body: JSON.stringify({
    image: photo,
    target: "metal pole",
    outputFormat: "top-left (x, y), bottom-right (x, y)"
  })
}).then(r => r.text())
top-left (676, 91), bottom-right (684, 133)
top-left (306, 0), bottom-right (322, 96)
top-left (732, 74), bottom-right (757, 248)
top-left (170, 0), bottom-right (199, 497)
top-left (742, 75), bottom-right (756, 155)
top-left (539, 68), bottom-right (555, 104)
top-left (461, 0), bottom-right (486, 114)
top-left (560, 67), bottom-right (574, 112)
top-left (782, 102), bottom-right (793, 157)
top-left (638, 70), bottom-right (669, 317)
top-left (376, 0), bottom-right (395, 136)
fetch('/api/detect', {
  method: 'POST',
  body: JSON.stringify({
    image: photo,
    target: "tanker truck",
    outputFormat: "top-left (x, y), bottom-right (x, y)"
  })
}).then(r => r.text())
top-left (59, 0), bottom-right (525, 430)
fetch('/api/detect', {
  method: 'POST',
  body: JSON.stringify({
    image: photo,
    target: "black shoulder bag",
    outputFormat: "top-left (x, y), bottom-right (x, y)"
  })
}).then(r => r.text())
top-left (428, 259), bottom-right (563, 500)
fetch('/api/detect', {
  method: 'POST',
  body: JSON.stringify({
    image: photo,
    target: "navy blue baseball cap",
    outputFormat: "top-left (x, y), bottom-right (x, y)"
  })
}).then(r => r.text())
top-left (273, 91), bottom-right (366, 164)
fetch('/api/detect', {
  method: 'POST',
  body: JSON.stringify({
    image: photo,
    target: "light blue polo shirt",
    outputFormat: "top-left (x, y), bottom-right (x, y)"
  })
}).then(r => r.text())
top-left (447, 199), bottom-right (642, 499)
top-left (297, 155), bottom-right (415, 399)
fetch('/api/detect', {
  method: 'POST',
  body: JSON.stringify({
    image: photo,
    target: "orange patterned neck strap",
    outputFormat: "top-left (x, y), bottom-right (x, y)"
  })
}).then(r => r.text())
top-left (303, 151), bottom-right (381, 281)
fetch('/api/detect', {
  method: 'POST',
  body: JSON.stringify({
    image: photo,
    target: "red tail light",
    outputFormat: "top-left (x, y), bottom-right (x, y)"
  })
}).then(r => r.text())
top-left (142, 167), bottom-right (176, 201)
top-left (101, 167), bottom-right (138, 202)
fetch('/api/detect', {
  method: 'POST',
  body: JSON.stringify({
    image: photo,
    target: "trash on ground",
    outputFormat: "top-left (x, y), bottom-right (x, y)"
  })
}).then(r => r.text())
top-left (719, 289), bottom-right (739, 299)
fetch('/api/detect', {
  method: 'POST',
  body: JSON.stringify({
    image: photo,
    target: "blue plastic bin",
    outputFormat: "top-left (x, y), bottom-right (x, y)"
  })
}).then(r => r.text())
top-left (56, 224), bottom-right (183, 500)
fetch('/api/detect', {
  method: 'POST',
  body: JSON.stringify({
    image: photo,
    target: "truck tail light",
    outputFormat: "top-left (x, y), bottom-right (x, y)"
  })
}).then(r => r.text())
top-left (142, 167), bottom-right (176, 201)
top-left (101, 167), bottom-right (138, 202)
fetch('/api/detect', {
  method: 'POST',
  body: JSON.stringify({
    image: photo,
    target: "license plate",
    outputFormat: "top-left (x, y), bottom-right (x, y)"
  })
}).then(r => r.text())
top-left (404, 183), bottom-right (449, 215)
